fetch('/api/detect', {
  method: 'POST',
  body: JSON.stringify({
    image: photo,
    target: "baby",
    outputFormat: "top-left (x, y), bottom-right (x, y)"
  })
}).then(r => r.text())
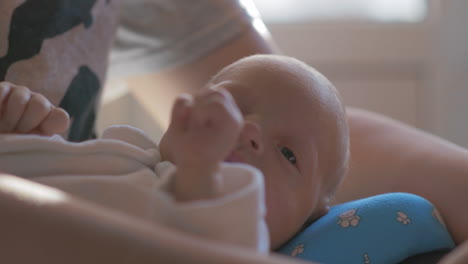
top-left (0, 54), bottom-right (349, 251)
top-left (160, 54), bottom-right (349, 249)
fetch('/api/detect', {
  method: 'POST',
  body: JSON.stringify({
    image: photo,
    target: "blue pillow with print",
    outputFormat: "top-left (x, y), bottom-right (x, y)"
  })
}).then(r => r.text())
top-left (277, 193), bottom-right (455, 264)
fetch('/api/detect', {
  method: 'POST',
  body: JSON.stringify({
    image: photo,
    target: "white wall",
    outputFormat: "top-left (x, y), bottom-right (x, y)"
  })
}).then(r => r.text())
top-left (268, 22), bottom-right (432, 129)
top-left (266, 0), bottom-right (468, 147)
top-left (97, 80), bottom-right (164, 141)
top-left (432, 0), bottom-right (468, 147)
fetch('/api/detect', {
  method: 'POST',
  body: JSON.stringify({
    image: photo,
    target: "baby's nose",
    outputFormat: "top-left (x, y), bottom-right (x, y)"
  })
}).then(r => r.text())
top-left (239, 121), bottom-right (263, 155)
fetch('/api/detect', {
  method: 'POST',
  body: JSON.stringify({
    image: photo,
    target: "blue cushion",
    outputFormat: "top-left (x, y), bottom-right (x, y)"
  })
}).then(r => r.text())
top-left (277, 193), bottom-right (455, 264)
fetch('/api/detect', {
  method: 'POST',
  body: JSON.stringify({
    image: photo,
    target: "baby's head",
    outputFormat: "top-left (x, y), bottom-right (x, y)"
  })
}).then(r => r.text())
top-left (210, 55), bottom-right (349, 249)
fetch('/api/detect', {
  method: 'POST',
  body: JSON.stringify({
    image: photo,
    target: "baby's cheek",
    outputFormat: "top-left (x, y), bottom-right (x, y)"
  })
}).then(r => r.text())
top-left (264, 190), bottom-right (284, 228)
top-left (264, 198), bottom-right (286, 248)
top-left (265, 193), bottom-right (309, 249)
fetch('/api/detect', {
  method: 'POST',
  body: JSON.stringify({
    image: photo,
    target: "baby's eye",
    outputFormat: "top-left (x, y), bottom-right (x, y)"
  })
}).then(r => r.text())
top-left (280, 147), bottom-right (297, 165)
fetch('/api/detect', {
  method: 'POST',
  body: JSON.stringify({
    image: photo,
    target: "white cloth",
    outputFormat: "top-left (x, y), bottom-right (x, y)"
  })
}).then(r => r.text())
top-left (0, 125), bottom-right (269, 252)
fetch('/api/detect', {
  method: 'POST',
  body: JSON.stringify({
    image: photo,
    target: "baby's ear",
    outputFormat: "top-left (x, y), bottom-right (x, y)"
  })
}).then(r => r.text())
top-left (302, 205), bottom-right (330, 229)
top-left (322, 205), bottom-right (331, 215)
top-left (319, 204), bottom-right (330, 218)
top-left (314, 204), bottom-right (331, 221)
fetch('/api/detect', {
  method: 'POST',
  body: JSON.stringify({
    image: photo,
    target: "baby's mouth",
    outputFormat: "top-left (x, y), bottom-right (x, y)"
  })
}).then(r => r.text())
top-left (224, 151), bottom-right (244, 163)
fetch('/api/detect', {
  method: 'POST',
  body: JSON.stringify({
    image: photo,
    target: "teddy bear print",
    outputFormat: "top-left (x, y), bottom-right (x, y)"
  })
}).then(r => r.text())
top-left (363, 253), bottom-right (371, 264)
top-left (291, 244), bottom-right (305, 257)
top-left (396, 211), bottom-right (411, 225)
top-left (338, 208), bottom-right (361, 228)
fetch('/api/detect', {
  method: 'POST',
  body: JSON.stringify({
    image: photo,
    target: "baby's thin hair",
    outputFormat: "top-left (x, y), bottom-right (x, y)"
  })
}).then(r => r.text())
top-left (298, 58), bottom-right (350, 204)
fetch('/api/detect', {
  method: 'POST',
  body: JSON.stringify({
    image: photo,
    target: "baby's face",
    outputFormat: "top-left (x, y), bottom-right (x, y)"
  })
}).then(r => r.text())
top-left (211, 55), bottom-right (349, 249)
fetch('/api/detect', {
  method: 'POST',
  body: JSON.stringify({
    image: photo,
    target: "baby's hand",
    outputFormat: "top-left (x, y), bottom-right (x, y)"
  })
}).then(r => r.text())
top-left (168, 88), bottom-right (243, 167)
top-left (164, 88), bottom-right (243, 201)
top-left (0, 82), bottom-right (70, 135)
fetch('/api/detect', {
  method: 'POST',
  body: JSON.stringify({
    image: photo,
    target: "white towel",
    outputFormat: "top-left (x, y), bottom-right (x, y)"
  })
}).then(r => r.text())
top-left (0, 125), bottom-right (270, 252)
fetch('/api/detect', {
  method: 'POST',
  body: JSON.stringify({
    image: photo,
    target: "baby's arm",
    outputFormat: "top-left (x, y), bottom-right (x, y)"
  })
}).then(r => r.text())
top-left (160, 88), bottom-right (243, 201)
top-left (0, 82), bottom-right (70, 135)
top-left (159, 93), bottom-right (269, 250)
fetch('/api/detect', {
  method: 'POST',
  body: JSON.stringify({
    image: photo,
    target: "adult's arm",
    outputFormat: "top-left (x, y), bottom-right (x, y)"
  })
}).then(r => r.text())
top-left (0, 174), bottom-right (308, 264)
top-left (334, 108), bottom-right (468, 244)
top-left (117, 0), bottom-right (278, 128)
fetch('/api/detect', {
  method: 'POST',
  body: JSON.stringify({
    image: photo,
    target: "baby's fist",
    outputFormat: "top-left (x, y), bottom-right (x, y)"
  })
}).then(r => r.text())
top-left (0, 82), bottom-right (70, 135)
top-left (162, 88), bottom-right (243, 168)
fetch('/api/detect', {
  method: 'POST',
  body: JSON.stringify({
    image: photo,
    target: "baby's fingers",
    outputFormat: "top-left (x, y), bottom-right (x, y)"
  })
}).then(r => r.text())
top-left (15, 93), bottom-right (52, 133)
top-left (0, 85), bottom-right (30, 133)
top-left (193, 89), bottom-right (242, 130)
top-left (168, 94), bottom-right (193, 134)
top-left (36, 107), bottom-right (70, 135)
top-left (0, 82), bottom-right (12, 110)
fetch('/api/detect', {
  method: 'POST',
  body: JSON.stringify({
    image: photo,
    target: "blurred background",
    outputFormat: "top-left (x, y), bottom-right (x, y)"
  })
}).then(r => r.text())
top-left (98, 0), bottom-right (468, 147)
